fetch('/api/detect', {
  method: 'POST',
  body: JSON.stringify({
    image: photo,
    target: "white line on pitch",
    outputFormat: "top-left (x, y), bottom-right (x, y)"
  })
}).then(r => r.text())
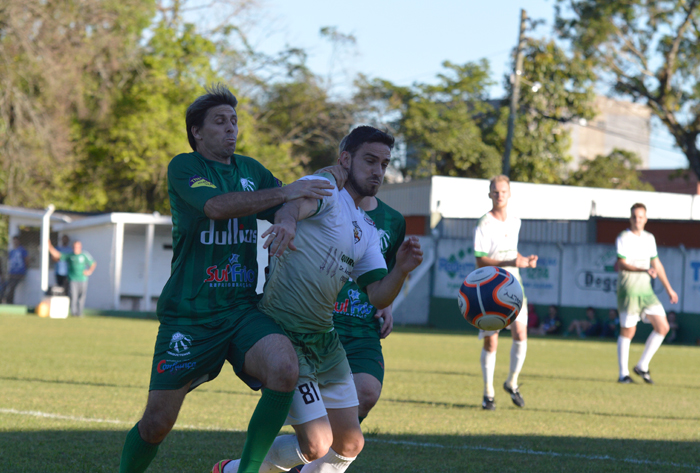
top-left (3, 408), bottom-right (696, 470)
top-left (0, 408), bottom-right (243, 432)
top-left (368, 439), bottom-right (700, 471)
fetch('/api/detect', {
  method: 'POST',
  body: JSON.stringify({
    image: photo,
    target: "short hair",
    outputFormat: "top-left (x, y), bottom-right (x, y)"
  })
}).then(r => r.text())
top-left (339, 126), bottom-right (394, 157)
top-left (631, 203), bottom-right (647, 215)
top-left (489, 174), bottom-right (510, 190)
top-left (186, 83), bottom-right (238, 151)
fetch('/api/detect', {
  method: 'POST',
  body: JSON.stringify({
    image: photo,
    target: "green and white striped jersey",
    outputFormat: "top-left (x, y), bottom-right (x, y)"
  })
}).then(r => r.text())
top-left (333, 198), bottom-right (406, 340)
top-left (157, 151), bottom-right (282, 326)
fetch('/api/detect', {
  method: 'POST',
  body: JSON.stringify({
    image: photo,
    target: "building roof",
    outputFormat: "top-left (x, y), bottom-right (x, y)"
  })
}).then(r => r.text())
top-left (377, 176), bottom-right (700, 221)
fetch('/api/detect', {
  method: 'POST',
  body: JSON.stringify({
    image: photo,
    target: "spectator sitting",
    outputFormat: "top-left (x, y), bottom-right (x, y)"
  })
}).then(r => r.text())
top-left (665, 311), bottom-right (678, 344)
top-left (601, 309), bottom-right (620, 338)
top-left (526, 303), bottom-right (540, 335)
top-left (565, 306), bottom-right (601, 338)
top-left (535, 305), bottom-right (562, 335)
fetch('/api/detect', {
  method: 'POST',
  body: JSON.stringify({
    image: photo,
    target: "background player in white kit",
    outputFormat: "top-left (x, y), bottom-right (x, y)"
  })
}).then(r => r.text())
top-left (473, 175), bottom-right (537, 410)
top-left (616, 203), bottom-right (678, 384)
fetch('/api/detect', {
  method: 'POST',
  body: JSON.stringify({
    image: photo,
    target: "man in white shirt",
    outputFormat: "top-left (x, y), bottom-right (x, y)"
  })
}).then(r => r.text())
top-left (473, 175), bottom-right (537, 410)
top-left (616, 203), bottom-right (678, 384)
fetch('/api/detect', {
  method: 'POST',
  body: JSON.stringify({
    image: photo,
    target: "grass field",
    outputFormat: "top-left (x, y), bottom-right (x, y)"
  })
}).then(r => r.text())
top-left (2, 313), bottom-right (699, 472)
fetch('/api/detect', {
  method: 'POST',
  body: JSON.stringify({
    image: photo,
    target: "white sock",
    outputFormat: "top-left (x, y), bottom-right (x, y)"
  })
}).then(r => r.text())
top-left (506, 340), bottom-right (527, 388)
top-left (617, 336), bottom-right (631, 378)
top-left (480, 348), bottom-right (496, 397)
top-left (223, 435), bottom-right (308, 473)
top-left (637, 331), bottom-right (665, 372)
top-left (299, 448), bottom-right (355, 473)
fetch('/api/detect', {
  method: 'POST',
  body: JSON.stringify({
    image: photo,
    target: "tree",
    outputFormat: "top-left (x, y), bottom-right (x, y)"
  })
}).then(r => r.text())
top-left (566, 148), bottom-right (655, 190)
top-left (356, 60), bottom-right (503, 179)
top-left (0, 0), bottom-right (156, 208)
top-left (483, 38), bottom-right (597, 183)
top-left (556, 0), bottom-right (700, 180)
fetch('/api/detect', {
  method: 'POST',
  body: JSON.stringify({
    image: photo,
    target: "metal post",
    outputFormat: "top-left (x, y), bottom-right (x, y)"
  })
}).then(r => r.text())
top-left (502, 9), bottom-right (527, 177)
top-left (40, 205), bottom-right (55, 293)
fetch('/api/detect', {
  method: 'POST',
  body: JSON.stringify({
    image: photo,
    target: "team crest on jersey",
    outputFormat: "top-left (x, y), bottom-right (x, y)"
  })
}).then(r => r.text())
top-left (352, 221), bottom-right (362, 243)
top-left (274, 177), bottom-right (284, 187)
top-left (240, 177), bottom-right (256, 191)
top-left (189, 175), bottom-right (216, 189)
top-left (167, 332), bottom-right (193, 357)
top-left (378, 229), bottom-right (391, 254)
top-left (364, 215), bottom-right (376, 227)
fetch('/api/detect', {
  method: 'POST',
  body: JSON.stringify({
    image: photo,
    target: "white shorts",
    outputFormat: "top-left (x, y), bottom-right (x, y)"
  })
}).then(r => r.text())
top-left (619, 303), bottom-right (666, 329)
top-left (479, 301), bottom-right (529, 339)
top-left (285, 369), bottom-right (358, 426)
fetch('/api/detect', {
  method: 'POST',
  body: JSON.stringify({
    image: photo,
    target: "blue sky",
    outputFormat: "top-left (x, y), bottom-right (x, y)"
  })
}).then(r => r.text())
top-left (251, 0), bottom-right (687, 169)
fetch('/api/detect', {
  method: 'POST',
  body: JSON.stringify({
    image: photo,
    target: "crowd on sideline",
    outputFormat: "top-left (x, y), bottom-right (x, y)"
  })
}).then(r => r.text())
top-left (525, 304), bottom-right (679, 343)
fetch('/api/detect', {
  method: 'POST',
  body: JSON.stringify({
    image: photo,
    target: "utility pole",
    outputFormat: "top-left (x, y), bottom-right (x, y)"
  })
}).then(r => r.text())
top-left (502, 9), bottom-right (527, 177)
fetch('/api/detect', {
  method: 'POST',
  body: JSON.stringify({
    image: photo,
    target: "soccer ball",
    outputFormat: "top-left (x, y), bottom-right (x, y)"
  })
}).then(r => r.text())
top-left (457, 266), bottom-right (523, 331)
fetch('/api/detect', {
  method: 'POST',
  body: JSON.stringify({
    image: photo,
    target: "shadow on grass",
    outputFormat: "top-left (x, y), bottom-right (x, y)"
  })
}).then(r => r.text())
top-left (1, 430), bottom-right (697, 473)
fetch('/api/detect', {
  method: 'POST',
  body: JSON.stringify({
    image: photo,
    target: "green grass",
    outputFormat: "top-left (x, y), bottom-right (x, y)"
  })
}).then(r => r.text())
top-left (1, 314), bottom-right (699, 472)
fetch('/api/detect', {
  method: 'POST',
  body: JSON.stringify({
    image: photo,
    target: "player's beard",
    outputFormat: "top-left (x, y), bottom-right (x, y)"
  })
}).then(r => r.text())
top-left (347, 161), bottom-right (380, 197)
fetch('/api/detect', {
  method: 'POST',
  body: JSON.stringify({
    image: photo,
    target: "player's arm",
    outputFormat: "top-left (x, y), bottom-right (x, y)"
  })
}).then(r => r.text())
top-left (476, 253), bottom-right (536, 269)
top-left (47, 239), bottom-right (61, 262)
top-left (616, 257), bottom-right (651, 273)
top-left (650, 257), bottom-right (678, 304)
top-left (261, 198), bottom-right (319, 257)
top-left (204, 178), bottom-right (333, 220)
top-left (365, 237), bottom-right (423, 310)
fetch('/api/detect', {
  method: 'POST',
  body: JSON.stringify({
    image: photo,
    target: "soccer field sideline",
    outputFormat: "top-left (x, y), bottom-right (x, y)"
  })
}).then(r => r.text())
top-left (2, 407), bottom-right (699, 471)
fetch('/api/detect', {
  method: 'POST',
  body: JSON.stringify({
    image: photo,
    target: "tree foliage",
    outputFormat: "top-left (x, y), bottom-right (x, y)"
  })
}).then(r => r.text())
top-left (566, 148), bottom-right (655, 190)
top-left (357, 60), bottom-right (503, 179)
top-left (484, 38), bottom-right (597, 184)
top-left (556, 0), bottom-right (700, 179)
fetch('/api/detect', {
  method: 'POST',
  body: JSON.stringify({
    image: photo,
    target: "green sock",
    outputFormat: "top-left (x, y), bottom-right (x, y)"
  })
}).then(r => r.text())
top-left (238, 388), bottom-right (295, 473)
top-left (358, 415), bottom-right (366, 424)
top-left (119, 423), bottom-right (160, 473)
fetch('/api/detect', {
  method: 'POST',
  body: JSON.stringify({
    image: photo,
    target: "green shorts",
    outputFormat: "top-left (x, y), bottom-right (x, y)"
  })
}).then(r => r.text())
top-left (149, 306), bottom-right (285, 392)
top-left (339, 334), bottom-right (384, 385)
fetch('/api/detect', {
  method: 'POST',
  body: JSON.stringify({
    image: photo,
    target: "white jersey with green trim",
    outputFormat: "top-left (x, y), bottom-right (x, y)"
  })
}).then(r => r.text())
top-left (259, 174), bottom-right (388, 334)
top-left (616, 229), bottom-right (657, 297)
top-left (473, 212), bottom-right (521, 282)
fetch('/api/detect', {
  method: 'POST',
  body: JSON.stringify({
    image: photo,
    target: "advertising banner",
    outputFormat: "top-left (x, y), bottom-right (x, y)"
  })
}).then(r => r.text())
top-left (654, 247), bottom-right (684, 312)
top-left (560, 244), bottom-right (618, 308)
top-left (519, 243), bottom-right (561, 305)
top-left (433, 238), bottom-right (475, 299)
top-left (682, 248), bottom-right (700, 314)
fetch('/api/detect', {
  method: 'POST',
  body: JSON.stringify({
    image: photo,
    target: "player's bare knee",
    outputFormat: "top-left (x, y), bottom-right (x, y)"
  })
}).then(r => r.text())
top-left (357, 388), bottom-right (380, 417)
top-left (138, 412), bottom-right (174, 444)
top-left (336, 430), bottom-right (364, 458)
top-left (265, 354), bottom-right (298, 392)
top-left (300, 432), bottom-right (333, 461)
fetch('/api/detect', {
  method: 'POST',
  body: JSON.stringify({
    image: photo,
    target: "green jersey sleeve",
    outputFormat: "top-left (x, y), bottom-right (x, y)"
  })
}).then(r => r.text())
top-left (168, 153), bottom-right (224, 214)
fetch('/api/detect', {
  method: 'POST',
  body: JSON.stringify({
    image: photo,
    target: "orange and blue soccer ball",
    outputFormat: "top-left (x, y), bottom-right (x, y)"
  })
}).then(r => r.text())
top-left (457, 266), bottom-right (523, 331)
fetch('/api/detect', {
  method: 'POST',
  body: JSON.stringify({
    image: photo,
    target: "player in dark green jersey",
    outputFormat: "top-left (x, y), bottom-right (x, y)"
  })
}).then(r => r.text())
top-left (333, 195), bottom-right (405, 423)
top-left (119, 84), bottom-right (341, 473)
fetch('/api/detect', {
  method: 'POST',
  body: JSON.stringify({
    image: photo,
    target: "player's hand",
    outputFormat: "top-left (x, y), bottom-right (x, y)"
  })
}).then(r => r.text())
top-left (668, 288), bottom-right (679, 304)
top-left (515, 254), bottom-right (530, 268)
top-left (395, 236), bottom-right (423, 274)
top-left (647, 267), bottom-right (658, 279)
top-left (527, 255), bottom-right (538, 268)
top-left (262, 220), bottom-right (297, 257)
top-left (375, 306), bottom-right (394, 339)
top-left (282, 178), bottom-right (334, 202)
top-left (315, 165), bottom-right (347, 190)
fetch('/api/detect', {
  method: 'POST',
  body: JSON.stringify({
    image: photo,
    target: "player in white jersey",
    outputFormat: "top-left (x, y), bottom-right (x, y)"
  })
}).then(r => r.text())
top-left (616, 203), bottom-right (677, 384)
top-left (473, 175), bottom-right (537, 410)
top-left (214, 127), bottom-right (423, 473)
